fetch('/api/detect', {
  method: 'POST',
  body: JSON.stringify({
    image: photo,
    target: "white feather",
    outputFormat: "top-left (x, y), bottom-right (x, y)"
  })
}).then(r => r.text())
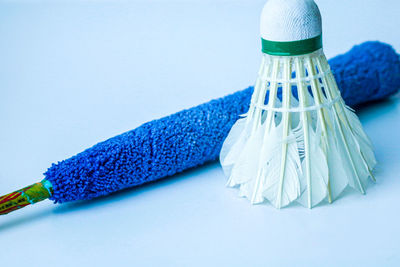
top-left (296, 124), bottom-right (328, 207)
top-left (226, 124), bottom-right (264, 187)
top-left (324, 128), bottom-right (349, 200)
top-left (262, 123), bottom-right (302, 208)
top-left (331, 105), bottom-right (370, 193)
top-left (344, 107), bottom-right (377, 170)
top-left (220, 118), bottom-right (249, 177)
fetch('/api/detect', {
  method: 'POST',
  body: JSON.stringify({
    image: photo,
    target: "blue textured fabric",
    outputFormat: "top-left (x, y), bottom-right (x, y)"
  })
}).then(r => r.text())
top-left (45, 41), bottom-right (400, 203)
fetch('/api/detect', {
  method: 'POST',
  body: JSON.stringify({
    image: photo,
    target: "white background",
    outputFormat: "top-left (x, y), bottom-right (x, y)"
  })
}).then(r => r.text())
top-left (1, 0), bottom-right (399, 266)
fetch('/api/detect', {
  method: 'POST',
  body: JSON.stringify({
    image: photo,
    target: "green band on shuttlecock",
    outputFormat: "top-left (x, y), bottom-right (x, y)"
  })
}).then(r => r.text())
top-left (261, 35), bottom-right (322, 56)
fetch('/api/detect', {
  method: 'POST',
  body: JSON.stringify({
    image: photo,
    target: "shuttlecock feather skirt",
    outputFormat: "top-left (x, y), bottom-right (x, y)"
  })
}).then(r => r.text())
top-left (220, 50), bottom-right (376, 208)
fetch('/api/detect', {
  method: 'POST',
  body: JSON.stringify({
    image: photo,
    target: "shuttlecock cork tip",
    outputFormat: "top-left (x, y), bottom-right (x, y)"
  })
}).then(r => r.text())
top-left (261, 0), bottom-right (322, 42)
top-left (260, 0), bottom-right (322, 56)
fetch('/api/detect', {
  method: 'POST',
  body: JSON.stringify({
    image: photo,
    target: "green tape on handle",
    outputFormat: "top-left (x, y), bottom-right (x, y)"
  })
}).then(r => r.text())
top-left (261, 35), bottom-right (323, 56)
top-left (0, 179), bottom-right (53, 215)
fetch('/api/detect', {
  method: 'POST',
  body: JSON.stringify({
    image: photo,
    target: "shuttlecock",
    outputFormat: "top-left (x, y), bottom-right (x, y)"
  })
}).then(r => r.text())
top-left (220, 0), bottom-right (376, 209)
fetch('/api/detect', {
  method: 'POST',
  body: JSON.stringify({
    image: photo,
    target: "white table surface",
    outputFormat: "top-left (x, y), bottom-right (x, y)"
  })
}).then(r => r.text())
top-left (1, 0), bottom-right (400, 266)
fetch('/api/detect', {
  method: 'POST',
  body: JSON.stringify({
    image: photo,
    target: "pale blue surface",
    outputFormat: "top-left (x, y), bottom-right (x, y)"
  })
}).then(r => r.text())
top-left (1, 1), bottom-right (400, 266)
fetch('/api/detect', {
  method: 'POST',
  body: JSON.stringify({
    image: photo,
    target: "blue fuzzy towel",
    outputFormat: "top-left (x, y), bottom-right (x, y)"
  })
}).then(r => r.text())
top-left (45, 41), bottom-right (400, 203)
